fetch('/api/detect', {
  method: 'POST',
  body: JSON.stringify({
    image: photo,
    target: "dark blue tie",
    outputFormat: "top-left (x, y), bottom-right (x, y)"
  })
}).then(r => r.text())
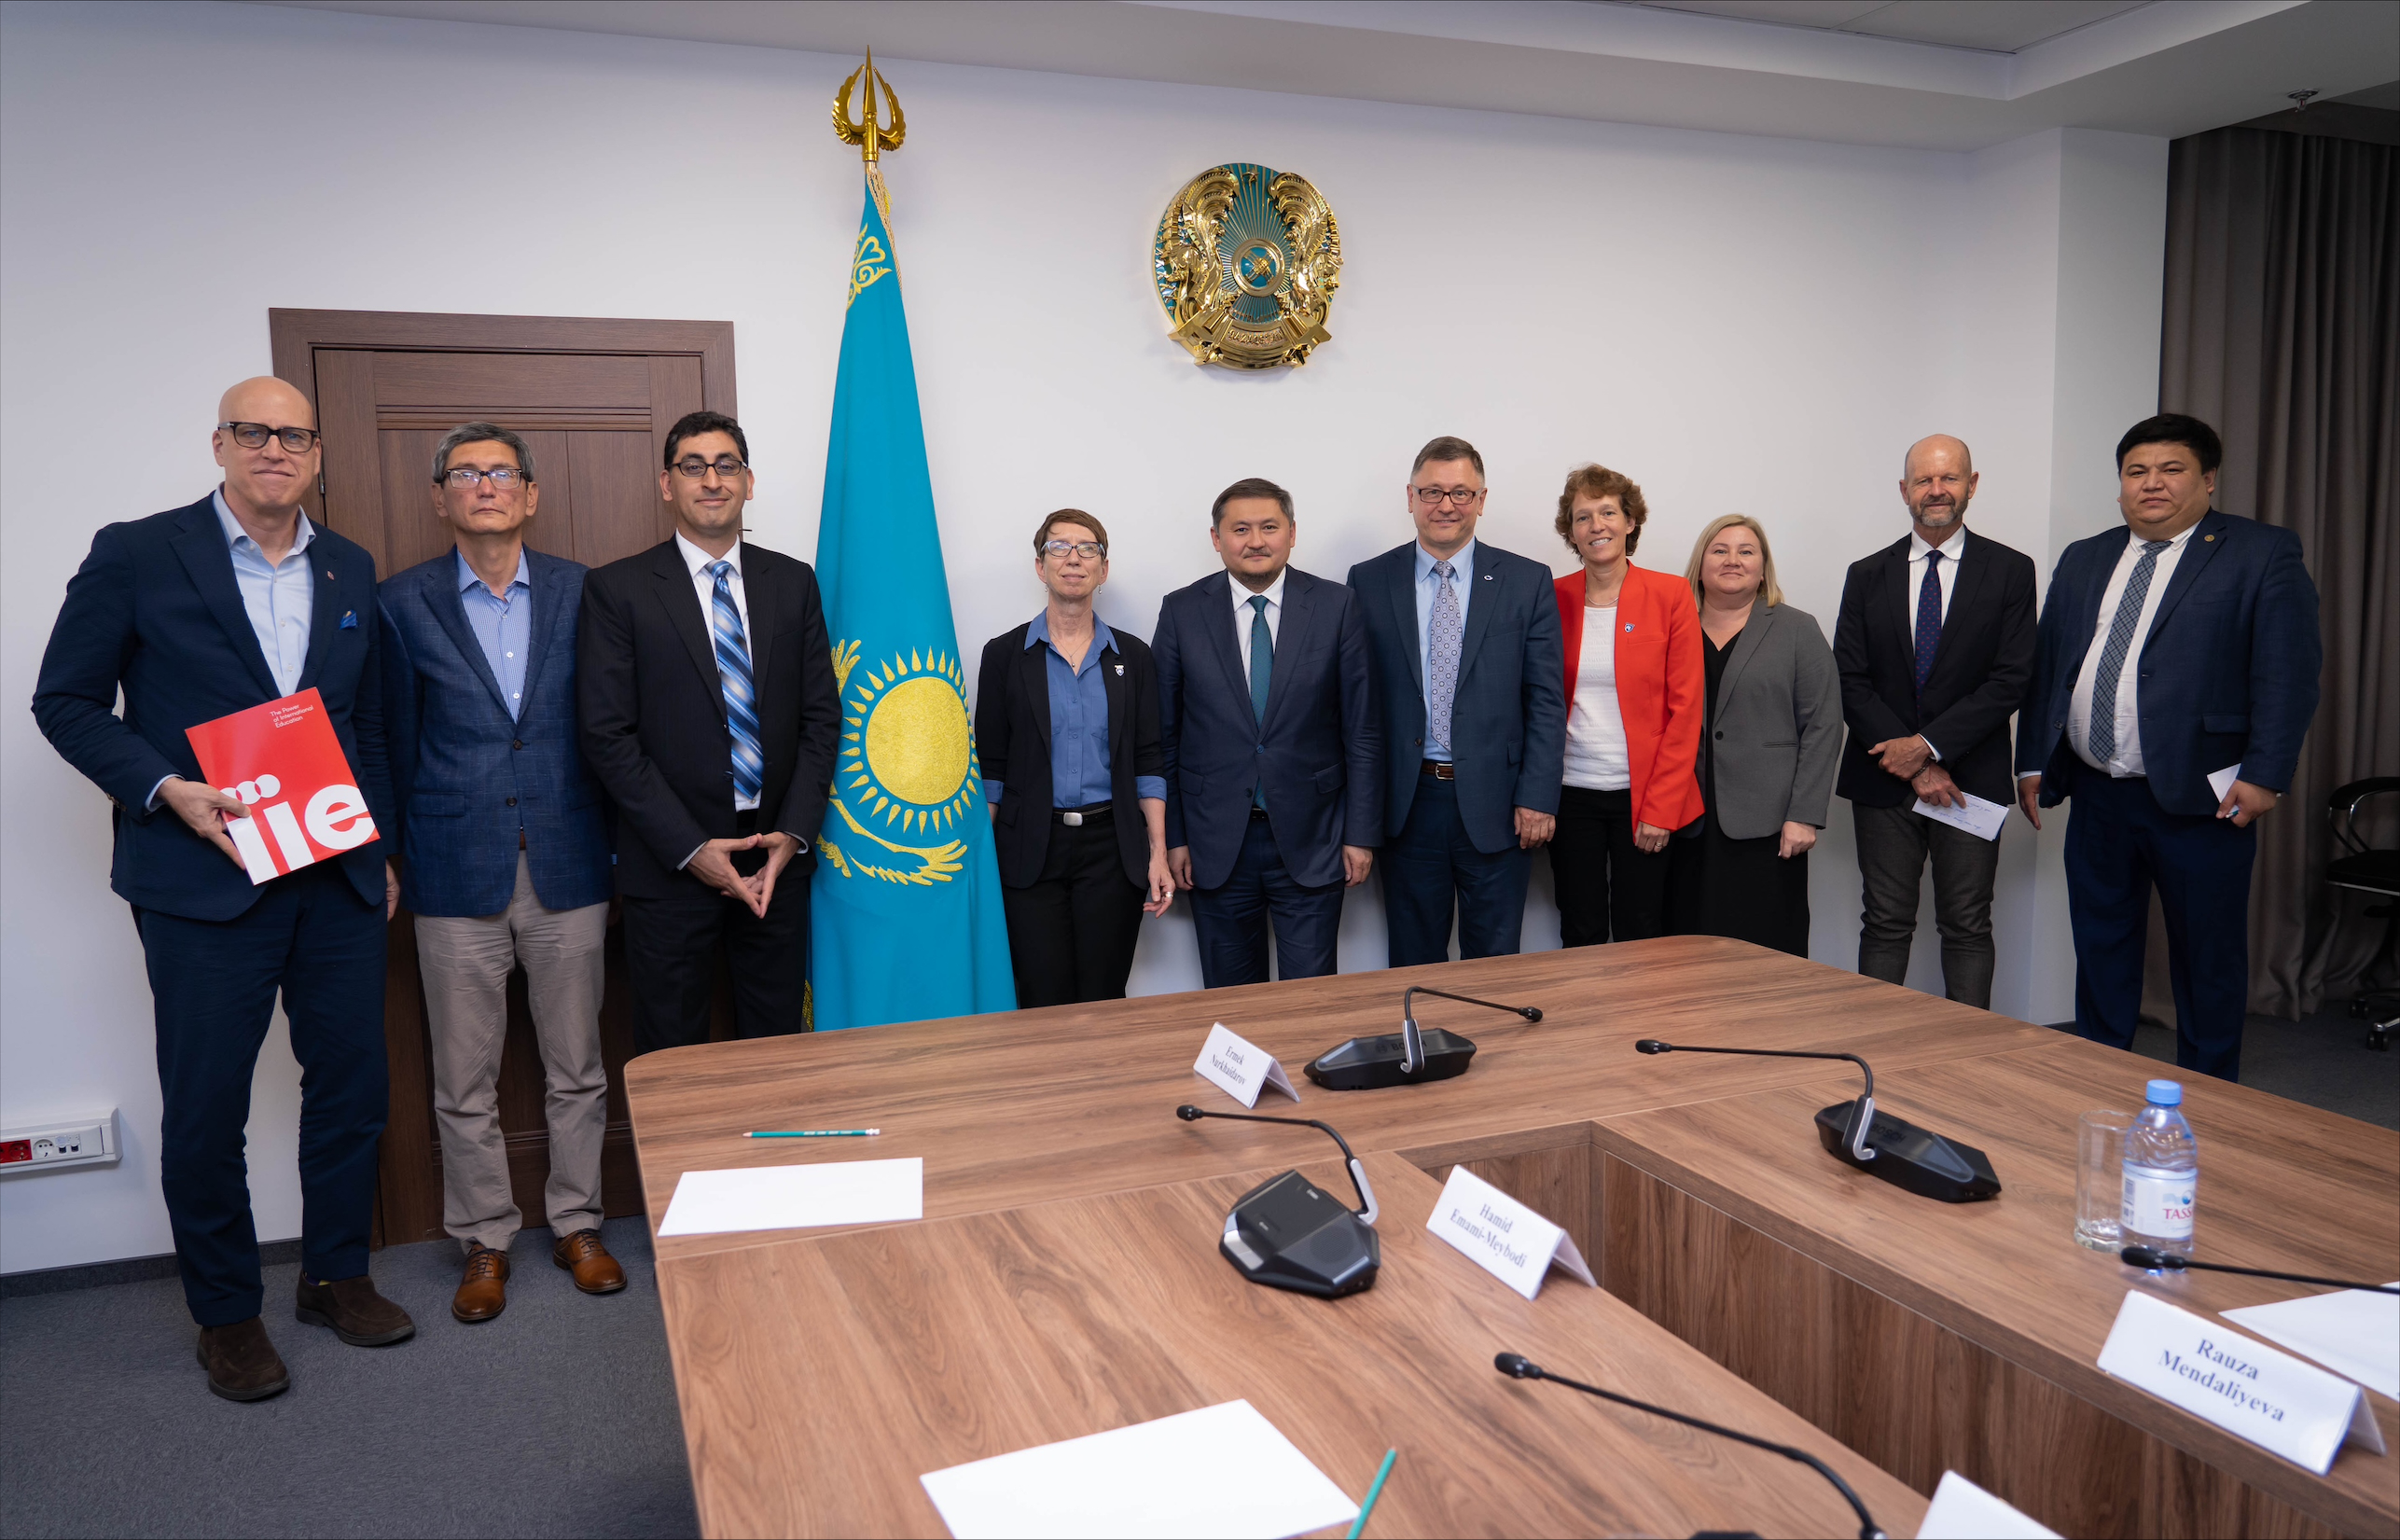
top-left (1913, 549), bottom-right (1944, 699)
top-left (2088, 540), bottom-right (2171, 767)
top-left (1248, 595), bottom-right (1272, 810)
top-left (709, 561), bottom-right (764, 805)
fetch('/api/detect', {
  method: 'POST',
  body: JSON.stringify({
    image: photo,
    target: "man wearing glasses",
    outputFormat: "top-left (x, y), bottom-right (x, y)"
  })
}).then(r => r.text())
top-left (1349, 436), bottom-right (1565, 965)
top-left (380, 423), bottom-right (624, 1324)
top-left (34, 377), bottom-right (411, 1402)
top-left (578, 410), bottom-right (839, 1052)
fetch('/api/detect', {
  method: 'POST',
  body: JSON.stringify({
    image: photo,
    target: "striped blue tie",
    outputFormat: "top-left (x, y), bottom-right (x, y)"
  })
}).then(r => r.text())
top-left (2086, 540), bottom-right (2171, 767)
top-left (709, 561), bottom-right (764, 804)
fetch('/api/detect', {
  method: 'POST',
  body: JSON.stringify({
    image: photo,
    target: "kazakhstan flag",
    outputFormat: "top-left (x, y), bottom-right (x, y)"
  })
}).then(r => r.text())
top-left (810, 173), bottom-right (1016, 1030)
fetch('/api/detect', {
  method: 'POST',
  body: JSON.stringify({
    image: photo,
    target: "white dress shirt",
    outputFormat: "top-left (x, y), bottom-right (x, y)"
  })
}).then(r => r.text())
top-left (2068, 520), bottom-right (2201, 779)
top-left (676, 531), bottom-right (759, 813)
top-left (1562, 605), bottom-right (1630, 791)
top-left (1228, 566), bottom-right (1286, 679)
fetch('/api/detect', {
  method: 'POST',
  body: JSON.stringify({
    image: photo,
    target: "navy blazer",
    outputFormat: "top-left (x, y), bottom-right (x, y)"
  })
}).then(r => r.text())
top-left (1154, 567), bottom-right (1381, 891)
top-left (32, 493), bottom-right (393, 922)
top-left (1346, 540), bottom-right (1566, 853)
top-left (976, 623), bottom-right (1163, 891)
top-left (2016, 510), bottom-right (2321, 816)
top-left (380, 548), bottom-right (613, 917)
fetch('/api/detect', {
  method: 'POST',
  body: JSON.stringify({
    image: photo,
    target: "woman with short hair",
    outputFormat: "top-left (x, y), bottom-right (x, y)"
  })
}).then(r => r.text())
top-left (1667, 514), bottom-right (1840, 956)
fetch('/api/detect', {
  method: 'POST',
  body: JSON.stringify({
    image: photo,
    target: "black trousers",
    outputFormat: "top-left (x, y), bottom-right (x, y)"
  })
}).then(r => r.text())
top-left (134, 863), bottom-right (387, 1326)
top-left (1548, 785), bottom-right (1672, 947)
top-left (1002, 812), bottom-right (1145, 1007)
top-left (622, 839), bottom-right (809, 1055)
top-left (1852, 800), bottom-right (2002, 1008)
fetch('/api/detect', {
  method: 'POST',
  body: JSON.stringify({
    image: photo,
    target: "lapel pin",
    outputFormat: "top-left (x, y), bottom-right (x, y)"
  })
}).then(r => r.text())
top-left (2204, 534), bottom-right (2215, 542)
top-left (1624, 622), bottom-right (1635, 632)
top-left (1115, 663), bottom-right (1124, 675)
top-left (340, 610), bottom-right (358, 630)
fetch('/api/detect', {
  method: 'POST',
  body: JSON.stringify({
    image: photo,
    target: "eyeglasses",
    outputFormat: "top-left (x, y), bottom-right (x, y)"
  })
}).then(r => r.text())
top-left (1410, 485), bottom-right (1483, 507)
top-left (220, 422), bottom-right (321, 452)
top-left (673, 456), bottom-right (750, 479)
top-left (1042, 540), bottom-right (1105, 560)
top-left (440, 466), bottom-right (529, 490)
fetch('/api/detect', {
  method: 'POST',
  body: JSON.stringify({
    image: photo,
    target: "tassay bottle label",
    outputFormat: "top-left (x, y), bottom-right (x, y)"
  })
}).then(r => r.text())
top-left (2122, 1169), bottom-right (2195, 1239)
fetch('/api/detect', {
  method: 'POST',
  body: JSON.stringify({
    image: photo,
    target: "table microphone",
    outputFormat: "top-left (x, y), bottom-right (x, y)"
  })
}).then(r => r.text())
top-left (1632, 1039), bottom-right (2000, 1203)
top-left (1493, 1353), bottom-right (1886, 1540)
top-left (1305, 985), bottom-right (1543, 1091)
top-left (1175, 1106), bottom-right (1380, 1297)
top-left (2120, 1246), bottom-right (2400, 1294)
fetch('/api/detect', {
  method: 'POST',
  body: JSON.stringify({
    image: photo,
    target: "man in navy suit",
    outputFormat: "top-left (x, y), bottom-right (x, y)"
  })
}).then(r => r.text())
top-left (381, 422), bottom-right (623, 1325)
top-left (1157, 478), bottom-right (1380, 985)
top-left (2017, 414), bottom-right (2322, 1079)
top-left (1349, 436), bottom-right (1565, 965)
top-left (33, 377), bottom-right (413, 1402)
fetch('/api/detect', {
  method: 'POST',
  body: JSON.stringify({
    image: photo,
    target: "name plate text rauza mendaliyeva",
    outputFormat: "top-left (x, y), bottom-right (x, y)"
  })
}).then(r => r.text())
top-left (2097, 1289), bottom-right (2388, 1475)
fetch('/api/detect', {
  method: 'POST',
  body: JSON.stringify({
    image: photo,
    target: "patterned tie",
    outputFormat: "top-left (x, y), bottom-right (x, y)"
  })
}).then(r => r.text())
top-left (1913, 549), bottom-right (1944, 699)
top-left (1426, 560), bottom-right (1462, 755)
top-left (2086, 540), bottom-right (2171, 767)
top-left (709, 561), bottom-right (764, 804)
top-left (1248, 594), bottom-right (1273, 810)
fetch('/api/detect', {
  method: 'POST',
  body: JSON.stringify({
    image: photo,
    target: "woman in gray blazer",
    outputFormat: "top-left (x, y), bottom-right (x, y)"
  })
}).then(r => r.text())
top-left (1666, 514), bottom-right (1840, 955)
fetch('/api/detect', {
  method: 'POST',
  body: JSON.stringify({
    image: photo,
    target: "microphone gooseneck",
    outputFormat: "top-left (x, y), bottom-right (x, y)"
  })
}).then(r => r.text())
top-left (2120, 1245), bottom-right (2400, 1294)
top-left (1493, 1353), bottom-right (1886, 1540)
top-left (1633, 1040), bottom-right (1878, 1164)
top-left (1175, 1106), bottom-right (1378, 1225)
top-left (1401, 986), bottom-right (1542, 1073)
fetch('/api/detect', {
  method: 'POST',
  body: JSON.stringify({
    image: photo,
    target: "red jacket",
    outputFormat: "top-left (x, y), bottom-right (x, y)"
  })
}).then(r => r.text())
top-left (1554, 565), bottom-right (1706, 833)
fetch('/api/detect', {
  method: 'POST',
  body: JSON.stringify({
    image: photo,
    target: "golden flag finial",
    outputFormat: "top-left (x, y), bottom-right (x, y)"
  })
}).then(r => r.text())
top-left (832, 50), bottom-right (907, 165)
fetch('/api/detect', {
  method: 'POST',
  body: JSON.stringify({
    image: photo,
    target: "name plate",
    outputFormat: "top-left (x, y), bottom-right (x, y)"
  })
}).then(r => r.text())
top-left (1191, 1023), bottom-right (1298, 1108)
top-left (2095, 1289), bottom-right (2387, 1475)
top-left (1424, 1165), bottom-right (1595, 1300)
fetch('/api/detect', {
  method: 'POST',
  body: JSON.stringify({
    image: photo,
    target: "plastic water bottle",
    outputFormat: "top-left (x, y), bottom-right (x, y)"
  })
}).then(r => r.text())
top-left (2121, 1078), bottom-right (2199, 1259)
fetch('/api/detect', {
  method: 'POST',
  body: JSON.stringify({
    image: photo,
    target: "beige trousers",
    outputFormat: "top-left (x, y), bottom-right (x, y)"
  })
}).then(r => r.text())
top-left (414, 853), bottom-right (609, 1253)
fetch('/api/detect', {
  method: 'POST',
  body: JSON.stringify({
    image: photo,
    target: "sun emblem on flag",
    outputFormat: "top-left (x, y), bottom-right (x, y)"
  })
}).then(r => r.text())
top-left (822, 641), bottom-right (980, 884)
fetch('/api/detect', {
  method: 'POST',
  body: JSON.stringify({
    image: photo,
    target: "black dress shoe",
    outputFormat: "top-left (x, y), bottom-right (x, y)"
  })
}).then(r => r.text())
top-left (197, 1316), bottom-right (290, 1401)
top-left (295, 1272), bottom-right (415, 1346)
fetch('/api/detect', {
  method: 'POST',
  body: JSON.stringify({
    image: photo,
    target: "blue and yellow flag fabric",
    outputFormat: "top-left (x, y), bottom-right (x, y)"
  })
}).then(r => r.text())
top-left (809, 173), bottom-right (1016, 1030)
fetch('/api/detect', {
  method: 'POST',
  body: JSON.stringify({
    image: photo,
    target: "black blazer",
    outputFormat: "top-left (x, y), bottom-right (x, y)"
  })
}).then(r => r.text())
top-left (974, 623), bottom-right (1162, 890)
top-left (1153, 567), bottom-right (1381, 892)
top-left (32, 493), bottom-right (393, 922)
top-left (1833, 532), bottom-right (2036, 809)
top-left (576, 538), bottom-right (839, 898)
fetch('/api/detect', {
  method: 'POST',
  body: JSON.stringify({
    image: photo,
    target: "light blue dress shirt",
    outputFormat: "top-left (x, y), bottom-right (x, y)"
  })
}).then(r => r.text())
top-left (985, 613), bottom-right (1167, 810)
top-left (1413, 536), bottom-right (1477, 764)
top-left (215, 488), bottom-right (315, 697)
top-left (455, 547), bottom-right (533, 722)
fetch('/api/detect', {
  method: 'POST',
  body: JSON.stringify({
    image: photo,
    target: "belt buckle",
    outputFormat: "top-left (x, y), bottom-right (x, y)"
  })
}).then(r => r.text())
top-left (1061, 810), bottom-right (1085, 827)
top-left (1429, 761), bottom-right (1456, 781)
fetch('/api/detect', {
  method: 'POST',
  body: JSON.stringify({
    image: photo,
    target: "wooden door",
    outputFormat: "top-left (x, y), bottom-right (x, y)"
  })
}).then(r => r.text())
top-left (271, 308), bottom-right (738, 1247)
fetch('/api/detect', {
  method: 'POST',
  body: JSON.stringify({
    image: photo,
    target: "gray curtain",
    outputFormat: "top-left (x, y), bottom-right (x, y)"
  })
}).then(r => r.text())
top-left (2159, 123), bottom-right (2399, 1019)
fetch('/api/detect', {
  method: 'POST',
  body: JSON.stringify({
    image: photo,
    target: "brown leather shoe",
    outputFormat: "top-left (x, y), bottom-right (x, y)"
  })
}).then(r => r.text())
top-left (451, 1244), bottom-right (509, 1323)
top-left (295, 1271), bottom-right (416, 1345)
top-left (196, 1316), bottom-right (290, 1402)
top-left (551, 1228), bottom-right (627, 1295)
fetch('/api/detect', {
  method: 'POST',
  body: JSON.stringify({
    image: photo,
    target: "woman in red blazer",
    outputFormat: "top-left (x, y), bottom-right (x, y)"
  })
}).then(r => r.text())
top-left (1547, 464), bottom-right (1705, 946)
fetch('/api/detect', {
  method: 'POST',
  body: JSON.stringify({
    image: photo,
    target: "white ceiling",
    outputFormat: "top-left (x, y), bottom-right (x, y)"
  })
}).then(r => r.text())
top-left (253, 0), bottom-right (2400, 152)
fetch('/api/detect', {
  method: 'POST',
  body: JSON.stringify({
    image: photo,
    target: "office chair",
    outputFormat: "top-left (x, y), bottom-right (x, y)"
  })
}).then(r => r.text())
top-left (2325, 776), bottom-right (2400, 1051)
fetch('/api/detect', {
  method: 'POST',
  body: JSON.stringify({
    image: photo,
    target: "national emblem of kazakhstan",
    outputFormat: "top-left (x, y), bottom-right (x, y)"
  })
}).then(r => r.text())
top-left (1152, 162), bottom-right (1342, 369)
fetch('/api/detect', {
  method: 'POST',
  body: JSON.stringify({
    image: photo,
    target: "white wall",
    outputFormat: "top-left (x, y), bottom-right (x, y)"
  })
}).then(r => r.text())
top-left (0, 0), bottom-right (2164, 1270)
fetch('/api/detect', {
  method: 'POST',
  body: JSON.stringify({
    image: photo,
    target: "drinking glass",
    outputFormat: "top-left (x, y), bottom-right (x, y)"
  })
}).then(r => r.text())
top-left (2075, 1109), bottom-right (2134, 1251)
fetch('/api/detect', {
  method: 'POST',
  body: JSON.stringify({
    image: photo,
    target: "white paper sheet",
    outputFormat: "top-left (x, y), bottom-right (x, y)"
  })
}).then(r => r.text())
top-left (1917, 1470), bottom-right (2059, 1539)
top-left (2222, 1285), bottom-right (2400, 1401)
top-left (1913, 790), bottom-right (2008, 841)
top-left (919, 1399), bottom-right (1358, 1540)
top-left (657, 1157), bottom-right (923, 1236)
top-left (2209, 762), bottom-right (2242, 802)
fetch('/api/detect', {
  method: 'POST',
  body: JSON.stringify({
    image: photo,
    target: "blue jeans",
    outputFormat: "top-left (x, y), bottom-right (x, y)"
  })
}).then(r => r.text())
top-left (1187, 814), bottom-right (1344, 986)
top-left (1383, 770), bottom-right (1532, 967)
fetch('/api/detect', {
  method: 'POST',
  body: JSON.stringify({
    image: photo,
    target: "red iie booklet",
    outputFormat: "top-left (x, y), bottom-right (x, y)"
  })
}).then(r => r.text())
top-left (184, 688), bottom-right (380, 885)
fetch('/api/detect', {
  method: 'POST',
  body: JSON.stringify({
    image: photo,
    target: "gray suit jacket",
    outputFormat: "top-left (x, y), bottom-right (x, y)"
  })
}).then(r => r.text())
top-left (1704, 604), bottom-right (1840, 840)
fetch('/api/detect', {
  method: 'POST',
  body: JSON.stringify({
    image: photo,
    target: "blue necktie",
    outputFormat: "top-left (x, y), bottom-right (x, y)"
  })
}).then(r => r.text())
top-left (709, 561), bottom-right (764, 805)
top-left (1248, 594), bottom-right (1272, 809)
top-left (2087, 540), bottom-right (2171, 768)
top-left (1913, 549), bottom-right (1944, 699)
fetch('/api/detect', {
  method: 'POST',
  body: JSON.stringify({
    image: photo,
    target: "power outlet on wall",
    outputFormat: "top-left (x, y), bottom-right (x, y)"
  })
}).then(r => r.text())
top-left (0, 1111), bottom-right (119, 1175)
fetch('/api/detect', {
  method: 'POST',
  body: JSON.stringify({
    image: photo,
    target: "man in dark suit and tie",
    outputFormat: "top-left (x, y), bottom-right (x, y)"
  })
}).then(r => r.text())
top-left (1348, 436), bottom-right (1565, 966)
top-left (1834, 434), bottom-right (2036, 1009)
top-left (579, 411), bottom-right (839, 1054)
top-left (382, 422), bottom-right (624, 1324)
top-left (1156, 478), bottom-right (1380, 985)
top-left (34, 376), bottom-right (413, 1402)
top-left (2017, 414), bottom-right (2322, 1078)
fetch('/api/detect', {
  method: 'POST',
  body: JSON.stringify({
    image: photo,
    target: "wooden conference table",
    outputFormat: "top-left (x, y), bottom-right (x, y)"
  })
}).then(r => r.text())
top-left (624, 938), bottom-right (2400, 1538)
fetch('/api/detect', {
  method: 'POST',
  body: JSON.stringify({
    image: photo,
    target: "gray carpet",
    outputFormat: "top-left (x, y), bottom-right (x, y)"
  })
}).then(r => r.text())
top-left (0, 1217), bottom-right (696, 1540)
top-left (2123, 1007), bottom-right (2400, 1130)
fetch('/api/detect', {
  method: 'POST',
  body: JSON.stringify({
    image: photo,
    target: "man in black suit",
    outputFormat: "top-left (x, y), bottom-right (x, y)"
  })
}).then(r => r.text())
top-left (577, 411), bottom-right (839, 1053)
top-left (1156, 478), bottom-right (1380, 985)
top-left (1834, 434), bottom-right (2035, 1009)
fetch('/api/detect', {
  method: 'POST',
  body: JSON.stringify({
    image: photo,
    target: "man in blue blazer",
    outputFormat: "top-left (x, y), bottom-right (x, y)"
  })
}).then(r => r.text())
top-left (1349, 437), bottom-right (1565, 965)
top-left (32, 377), bottom-right (412, 1402)
top-left (381, 423), bottom-right (623, 1325)
top-left (2016, 414), bottom-right (2322, 1079)
top-left (1157, 478), bottom-right (1380, 985)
